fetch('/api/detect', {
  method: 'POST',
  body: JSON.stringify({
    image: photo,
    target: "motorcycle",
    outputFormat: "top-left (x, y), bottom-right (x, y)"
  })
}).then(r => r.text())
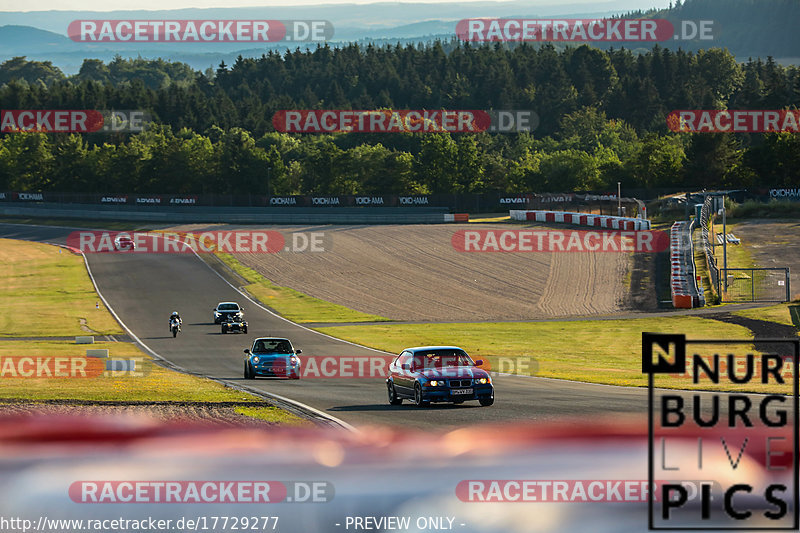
top-left (170, 317), bottom-right (182, 338)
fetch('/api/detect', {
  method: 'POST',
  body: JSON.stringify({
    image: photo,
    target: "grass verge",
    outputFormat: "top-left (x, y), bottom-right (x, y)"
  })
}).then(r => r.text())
top-left (216, 252), bottom-right (391, 324)
top-left (0, 238), bottom-right (304, 425)
top-left (733, 303), bottom-right (799, 329)
top-left (0, 238), bottom-right (123, 337)
top-left (729, 200), bottom-right (800, 219)
top-left (712, 222), bottom-right (758, 270)
top-left (469, 215), bottom-right (511, 223)
top-left (315, 316), bottom-right (794, 393)
top-left (0, 340), bottom-right (267, 402)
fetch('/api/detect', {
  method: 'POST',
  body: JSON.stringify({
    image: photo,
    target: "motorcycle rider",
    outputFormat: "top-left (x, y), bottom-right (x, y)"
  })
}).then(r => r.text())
top-left (169, 311), bottom-right (182, 332)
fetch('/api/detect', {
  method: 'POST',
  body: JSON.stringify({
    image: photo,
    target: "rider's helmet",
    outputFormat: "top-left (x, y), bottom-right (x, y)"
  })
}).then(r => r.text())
top-left (171, 311), bottom-right (178, 317)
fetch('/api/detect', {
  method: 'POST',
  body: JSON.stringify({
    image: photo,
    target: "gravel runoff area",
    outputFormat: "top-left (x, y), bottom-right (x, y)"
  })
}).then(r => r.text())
top-left (0, 401), bottom-right (283, 427)
top-left (228, 223), bottom-right (634, 322)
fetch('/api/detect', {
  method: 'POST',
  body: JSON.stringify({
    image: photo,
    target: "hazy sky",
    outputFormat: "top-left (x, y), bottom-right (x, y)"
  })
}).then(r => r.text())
top-left (1, 0), bottom-right (669, 12)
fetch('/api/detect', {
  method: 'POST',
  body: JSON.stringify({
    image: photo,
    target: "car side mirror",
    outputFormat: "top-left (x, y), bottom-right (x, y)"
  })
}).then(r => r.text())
top-left (295, 349), bottom-right (302, 354)
top-left (401, 363), bottom-right (410, 370)
top-left (474, 359), bottom-right (484, 366)
top-left (244, 349), bottom-right (250, 354)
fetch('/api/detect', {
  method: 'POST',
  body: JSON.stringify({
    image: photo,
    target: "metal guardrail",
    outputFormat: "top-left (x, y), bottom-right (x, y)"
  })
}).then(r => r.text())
top-left (699, 196), bottom-right (720, 300)
top-left (0, 202), bottom-right (452, 224)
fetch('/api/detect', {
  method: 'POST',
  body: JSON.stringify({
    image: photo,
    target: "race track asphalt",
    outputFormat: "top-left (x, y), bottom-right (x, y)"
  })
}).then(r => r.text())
top-left (0, 223), bottom-right (651, 429)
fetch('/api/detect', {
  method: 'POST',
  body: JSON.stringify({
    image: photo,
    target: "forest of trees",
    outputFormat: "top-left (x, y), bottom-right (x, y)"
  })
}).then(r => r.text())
top-left (0, 40), bottom-right (798, 195)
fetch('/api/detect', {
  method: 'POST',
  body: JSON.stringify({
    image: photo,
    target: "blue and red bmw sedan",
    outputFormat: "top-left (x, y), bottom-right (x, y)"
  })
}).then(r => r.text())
top-left (386, 346), bottom-right (494, 407)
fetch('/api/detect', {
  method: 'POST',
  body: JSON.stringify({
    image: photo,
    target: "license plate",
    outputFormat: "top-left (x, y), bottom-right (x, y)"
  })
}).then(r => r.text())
top-left (452, 388), bottom-right (473, 395)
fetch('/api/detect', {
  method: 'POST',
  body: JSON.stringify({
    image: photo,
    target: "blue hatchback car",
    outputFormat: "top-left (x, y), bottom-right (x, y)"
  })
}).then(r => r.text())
top-left (244, 337), bottom-right (302, 379)
top-left (386, 346), bottom-right (494, 407)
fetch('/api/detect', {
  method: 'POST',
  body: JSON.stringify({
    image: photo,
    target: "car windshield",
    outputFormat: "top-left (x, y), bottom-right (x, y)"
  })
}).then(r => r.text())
top-left (412, 350), bottom-right (474, 370)
top-left (218, 303), bottom-right (239, 311)
top-left (253, 340), bottom-right (292, 353)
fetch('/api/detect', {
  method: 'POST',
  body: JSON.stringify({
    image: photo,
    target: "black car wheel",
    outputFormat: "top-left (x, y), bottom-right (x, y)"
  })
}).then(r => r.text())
top-left (479, 396), bottom-right (494, 407)
top-left (243, 326), bottom-right (248, 334)
top-left (413, 383), bottom-right (429, 407)
top-left (387, 382), bottom-right (402, 405)
top-left (244, 361), bottom-right (255, 379)
top-left (221, 326), bottom-right (226, 334)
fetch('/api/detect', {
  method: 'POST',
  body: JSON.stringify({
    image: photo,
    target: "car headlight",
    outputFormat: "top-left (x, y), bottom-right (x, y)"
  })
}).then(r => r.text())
top-left (214, 311), bottom-right (220, 316)
top-left (429, 380), bottom-right (445, 387)
top-left (252, 356), bottom-right (260, 364)
top-left (290, 356), bottom-right (298, 365)
top-left (476, 377), bottom-right (490, 385)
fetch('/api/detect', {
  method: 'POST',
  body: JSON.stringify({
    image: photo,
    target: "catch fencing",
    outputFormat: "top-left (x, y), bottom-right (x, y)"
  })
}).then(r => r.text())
top-left (698, 196), bottom-right (720, 301)
top-left (698, 194), bottom-right (791, 303)
top-left (720, 267), bottom-right (791, 303)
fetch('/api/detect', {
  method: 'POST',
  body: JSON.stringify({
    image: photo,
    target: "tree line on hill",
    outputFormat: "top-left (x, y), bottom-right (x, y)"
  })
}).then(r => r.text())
top-left (0, 41), bottom-right (798, 195)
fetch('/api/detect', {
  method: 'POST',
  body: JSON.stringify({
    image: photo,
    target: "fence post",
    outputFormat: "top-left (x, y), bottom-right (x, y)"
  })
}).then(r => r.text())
top-left (787, 268), bottom-right (791, 303)
top-left (751, 269), bottom-right (755, 302)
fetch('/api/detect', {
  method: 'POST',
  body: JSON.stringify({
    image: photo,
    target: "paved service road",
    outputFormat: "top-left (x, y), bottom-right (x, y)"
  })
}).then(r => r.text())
top-left (0, 223), bottom-right (650, 429)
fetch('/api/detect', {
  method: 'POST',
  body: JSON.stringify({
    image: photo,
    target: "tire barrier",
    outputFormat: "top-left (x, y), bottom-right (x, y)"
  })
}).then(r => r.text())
top-left (670, 220), bottom-right (705, 309)
top-left (509, 210), bottom-right (651, 230)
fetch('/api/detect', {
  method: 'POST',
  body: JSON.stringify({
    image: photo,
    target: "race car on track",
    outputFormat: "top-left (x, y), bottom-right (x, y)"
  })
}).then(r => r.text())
top-left (386, 346), bottom-right (494, 407)
top-left (113, 234), bottom-right (135, 251)
top-left (213, 302), bottom-right (243, 324)
top-left (220, 314), bottom-right (247, 334)
top-left (244, 337), bottom-right (302, 379)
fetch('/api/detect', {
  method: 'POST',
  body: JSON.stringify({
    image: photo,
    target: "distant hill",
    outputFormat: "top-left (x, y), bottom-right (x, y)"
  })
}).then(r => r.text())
top-left (0, 0), bottom-right (797, 74)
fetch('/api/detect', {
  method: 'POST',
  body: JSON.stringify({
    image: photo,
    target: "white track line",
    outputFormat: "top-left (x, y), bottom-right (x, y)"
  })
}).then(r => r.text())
top-left (189, 246), bottom-right (394, 355)
top-left (43, 231), bottom-right (757, 401)
top-left (45, 240), bottom-right (357, 432)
